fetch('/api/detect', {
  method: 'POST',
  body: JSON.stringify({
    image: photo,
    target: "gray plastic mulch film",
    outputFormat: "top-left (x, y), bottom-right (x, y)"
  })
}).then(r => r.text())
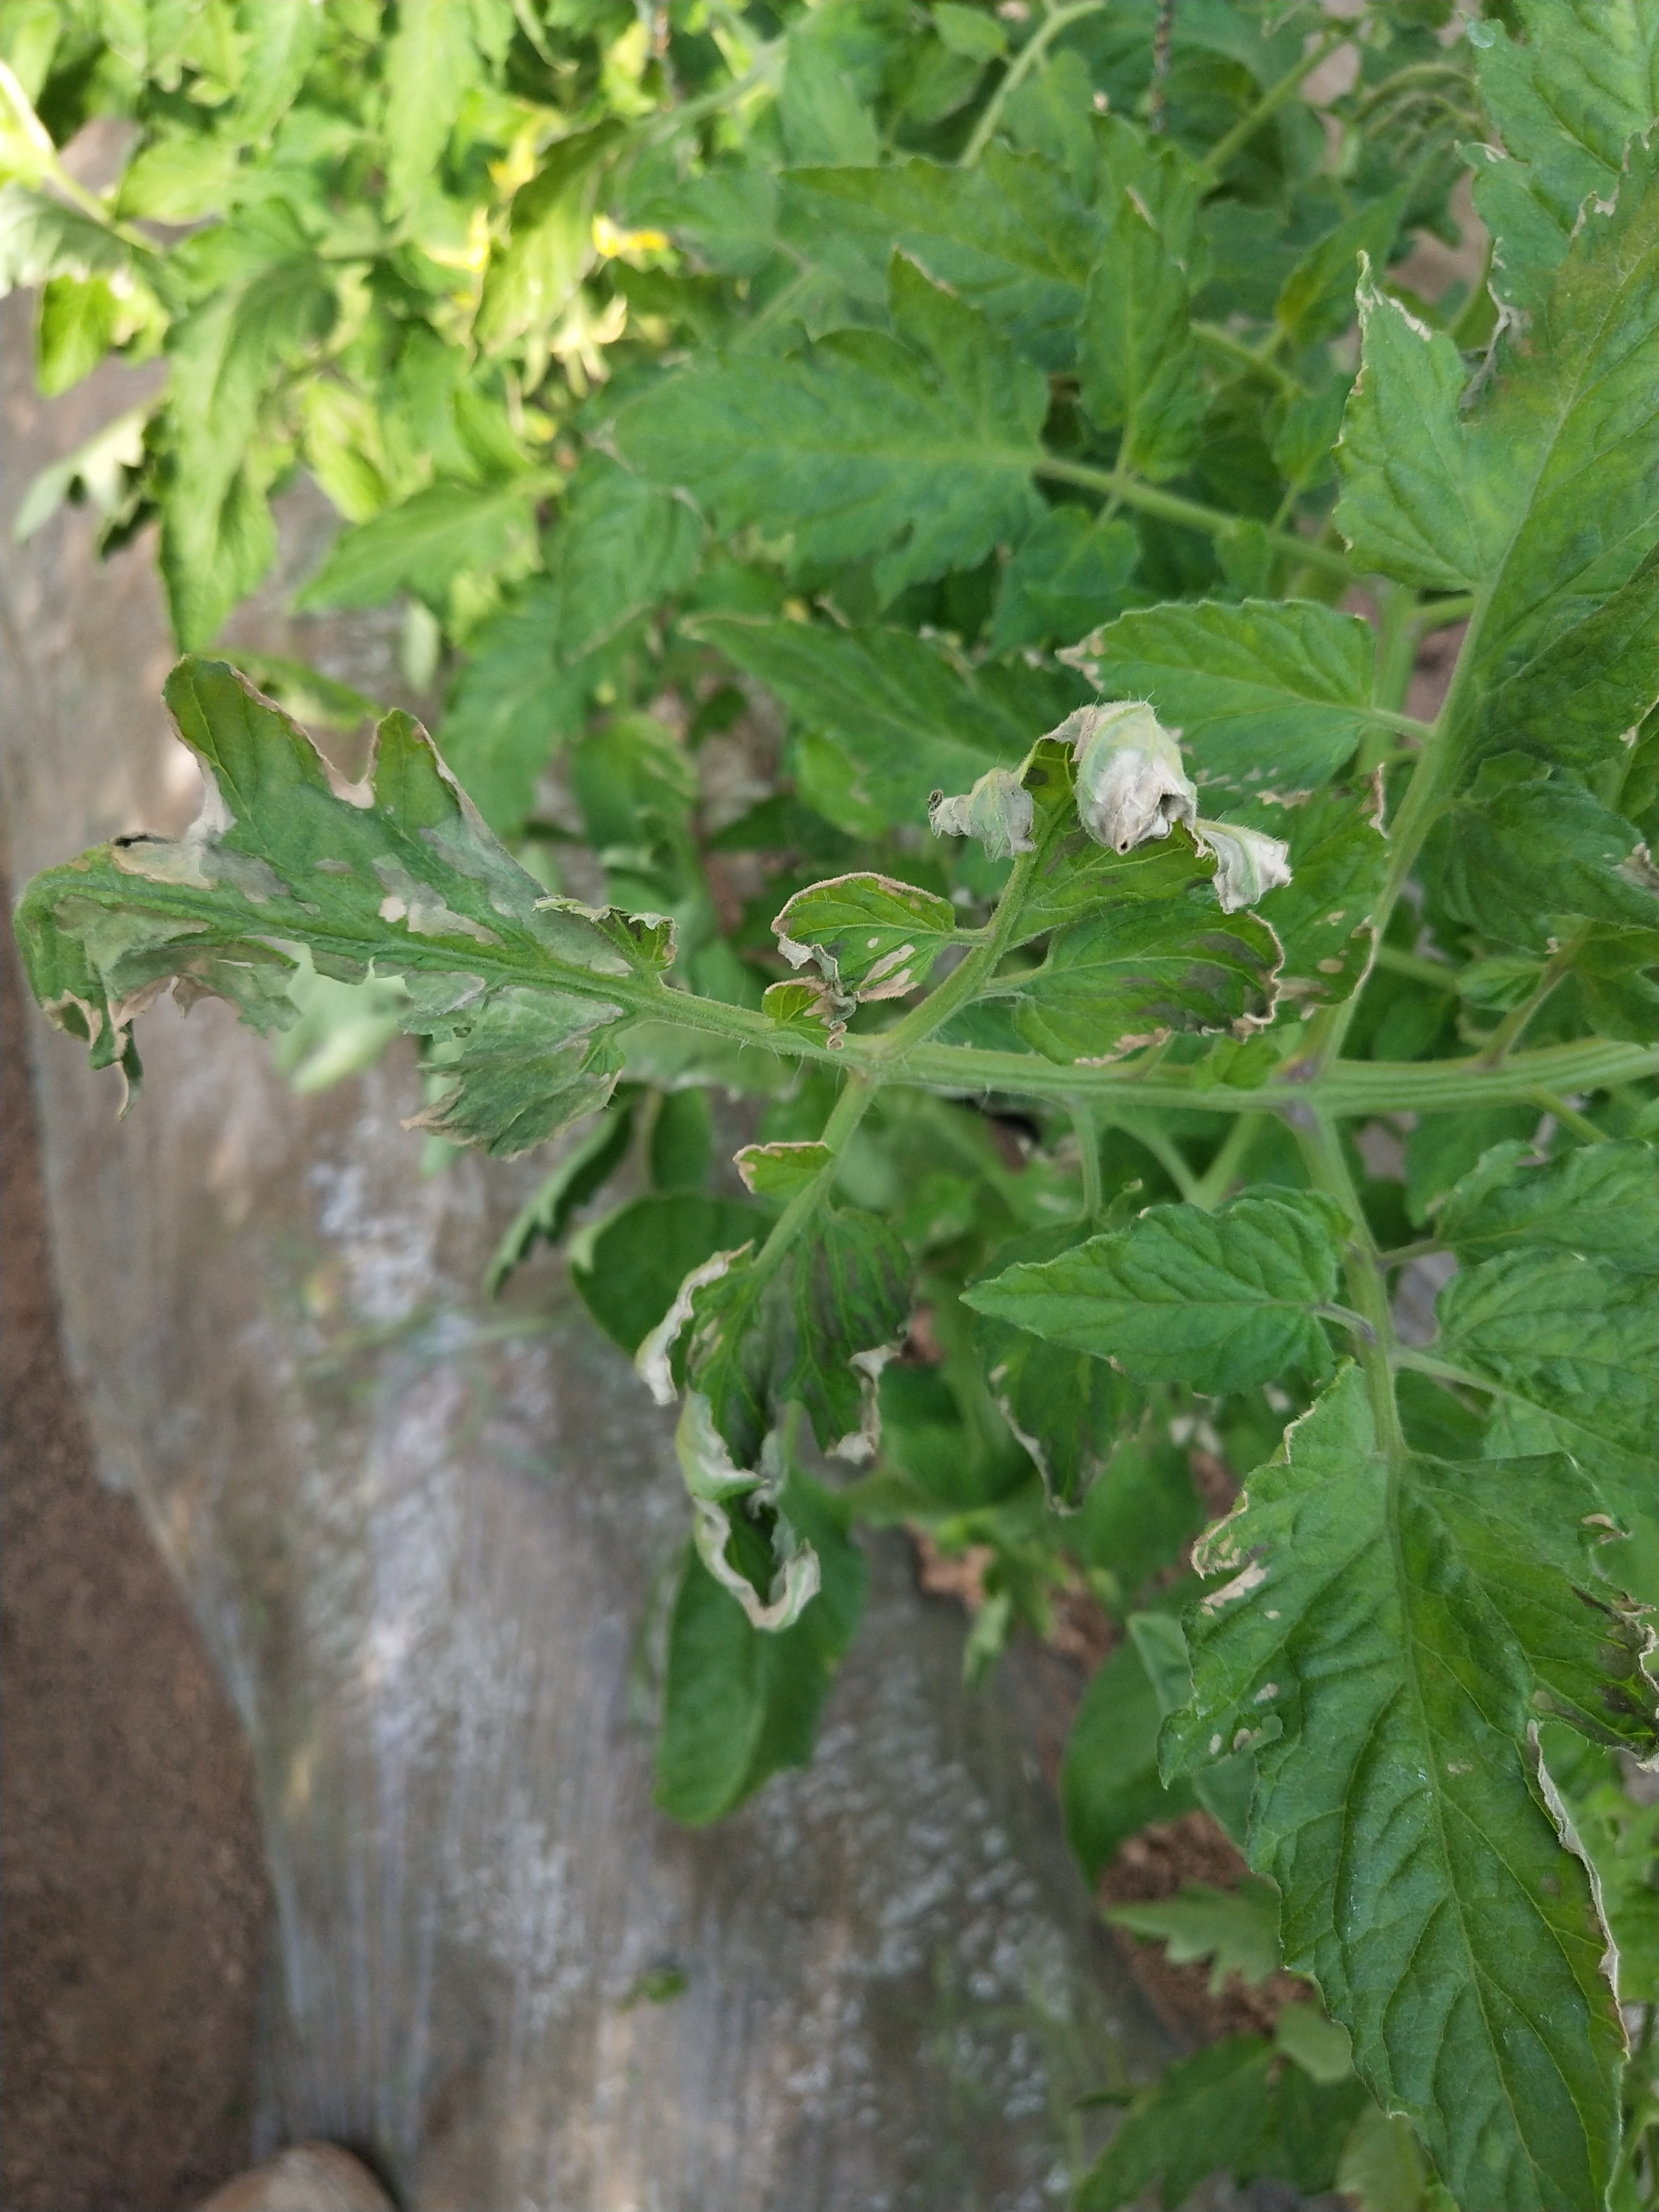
top-left (1, 331), bottom-right (1209, 2212)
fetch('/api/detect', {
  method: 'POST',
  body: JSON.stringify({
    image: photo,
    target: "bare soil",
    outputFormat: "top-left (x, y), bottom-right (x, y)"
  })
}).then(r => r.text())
top-left (2, 930), bottom-right (269, 2211)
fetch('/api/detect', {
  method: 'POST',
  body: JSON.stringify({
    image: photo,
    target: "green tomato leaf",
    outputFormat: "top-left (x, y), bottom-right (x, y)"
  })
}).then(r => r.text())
top-left (1435, 755), bottom-right (1658, 951)
top-left (1469, 0), bottom-right (1659, 311)
top-left (614, 254), bottom-right (1047, 601)
top-left (1128, 1611), bottom-right (1254, 1848)
top-left (966, 1193), bottom-right (1345, 1396)
top-left (734, 1140), bottom-right (832, 1201)
top-left (1076, 2033), bottom-right (1366, 2211)
top-left (1062, 1631), bottom-right (1197, 1884)
top-left (655, 1471), bottom-right (867, 1824)
top-left (1276, 185), bottom-right (1408, 347)
top-left (1063, 599), bottom-right (1379, 795)
top-left (233, 0), bottom-right (324, 139)
top-left (990, 504), bottom-right (1139, 653)
top-left (36, 270), bottom-right (122, 394)
top-left (553, 453), bottom-right (704, 662)
top-left (1015, 787), bottom-right (1221, 939)
top-left (647, 1208), bottom-right (913, 1468)
top-left (998, 900), bottom-right (1283, 1066)
top-left (572, 1189), bottom-right (763, 1354)
top-left (14, 659), bottom-right (644, 1121)
top-left (439, 580), bottom-right (593, 839)
top-left (772, 871), bottom-right (957, 1004)
top-left (1078, 191), bottom-right (1208, 483)
top-left (1069, 1436), bottom-right (1206, 1602)
top-left (778, 21), bottom-right (878, 166)
top-left (1106, 1875), bottom-right (1282, 1995)
top-left (1432, 1249), bottom-right (1659, 1534)
top-left (162, 204), bottom-right (337, 645)
top-left (1471, 562), bottom-right (1659, 779)
top-left (1335, 2103), bottom-right (1444, 2212)
top-left (476, 122), bottom-right (623, 349)
top-left (973, 1222), bottom-right (1144, 1511)
top-left (695, 612), bottom-right (1079, 828)
top-left (411, 985), bottom-right (623, 1157)
top-left (486, 1092), bottom-right (638, 1296)
top-left (1246, 781), bottom-right (1389, 1012)
top-left (778, 145), bottom-right (1103, 370)
top-left (1434, 1137), bottom-right (1659, 1273)
top-left (382, 0), bottom-right (482, 219)
top-left (1335, 281), bottom-right (1496, 593)
top-left (1163, 1367), bottom-right (1633, 2212)
top-left (0, 182), bottom-right (142, 287)
top-left (297, 479), bottom-right (541, 612)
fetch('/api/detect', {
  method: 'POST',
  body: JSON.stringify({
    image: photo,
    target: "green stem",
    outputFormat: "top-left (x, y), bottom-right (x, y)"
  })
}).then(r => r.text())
top-left (1189, 1111), bottom-right (1262, 1210)
top-left (958, 0), bottom-right (1110, 166)
top-left (648, 36), bottom-right (785, 136)
top-left (1291, 592), bottom-right (1485, 1079)
top-left (1473, 929), bottom-right (1585, 1067)
top-left (1070, 1098), bottom-right (1103, 1220)
top-left (1526, 1088), bottom-right (1609, 1145)
top-left (1104, 1111), bottom-right (1201, 1202)
top-left (1414, 594), bottom-right (1475, 631)
top-left (1295, 1108), bottom-right (1404, 1462)
top-left (883, 845), bottom-right (1043, 1057)
top-left (885, 1033), bottom-right (1655, 1118)
top-left (1373, 583), bottom-right (1422, 711)
top-left (1372, 944), bottom-right (1458, 990)
top-left (1036, 455), bottom-right (1356, 583)
top-left (1198, 26), bottom-right (1347, 184)
top-left (1191, 321), bottom-right (1304, 399)
top-left (751, 1069), bottom-right (877, 1276)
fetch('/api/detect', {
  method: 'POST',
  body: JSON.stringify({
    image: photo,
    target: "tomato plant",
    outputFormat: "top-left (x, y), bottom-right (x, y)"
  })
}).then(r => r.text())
top-left (5, 1), bottom-right (1657, 2204)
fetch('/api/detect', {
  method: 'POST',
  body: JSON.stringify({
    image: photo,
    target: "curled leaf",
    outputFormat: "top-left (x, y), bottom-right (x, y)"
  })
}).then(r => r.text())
top-left (928, 766), bottom-right (1036, 859)
top-left (1194, 819), bottom-right (1294, 912)
top-left (678, 1397), bottom-right (822, 1632)
top-left (1054, 701), bottom-right (1197, 854)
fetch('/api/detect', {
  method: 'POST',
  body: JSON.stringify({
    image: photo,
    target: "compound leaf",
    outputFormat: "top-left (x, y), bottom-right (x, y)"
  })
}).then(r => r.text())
top-left (1435, 755), bottom-right (1658, 951)
top-left (14, 658), bottom-right (645, 1132)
